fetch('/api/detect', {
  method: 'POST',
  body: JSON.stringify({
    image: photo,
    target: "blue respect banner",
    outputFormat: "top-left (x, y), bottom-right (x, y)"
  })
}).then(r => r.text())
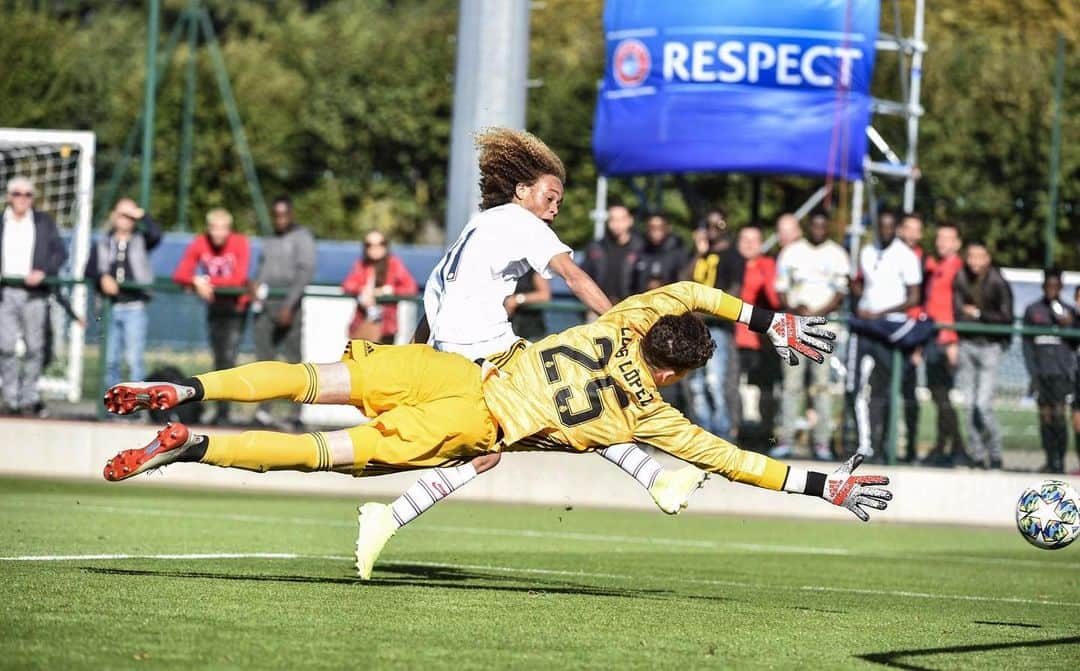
top-left (593, 0), bottom-right (880, 180)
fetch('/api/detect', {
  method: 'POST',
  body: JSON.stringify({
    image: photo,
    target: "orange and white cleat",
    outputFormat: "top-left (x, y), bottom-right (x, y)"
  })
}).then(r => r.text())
top-left (103, 423), bottom-right (199, 482)
top-left (103, 382), bottom-right (197, 415)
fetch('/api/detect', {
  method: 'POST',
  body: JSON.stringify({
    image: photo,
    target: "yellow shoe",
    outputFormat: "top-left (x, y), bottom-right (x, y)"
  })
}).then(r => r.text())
top-left (648, 465), bottom-right (708, 515)
top-left (354, 502), bottom-right (397, 580)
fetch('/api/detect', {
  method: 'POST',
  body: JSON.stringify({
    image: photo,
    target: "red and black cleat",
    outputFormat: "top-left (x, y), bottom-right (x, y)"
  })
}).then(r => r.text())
top-left (103, 422), bottom-right (193, 482)
top-left (103, 382), bottom-right (192, 415)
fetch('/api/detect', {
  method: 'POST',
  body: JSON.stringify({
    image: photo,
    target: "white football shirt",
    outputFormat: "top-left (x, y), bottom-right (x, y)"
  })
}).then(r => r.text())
top-left (774, 238), bottom-right (850, 314)
top-left (424, 203), bottom-right (572, 358)
top-left (857, 238), bottom-right (922, 317)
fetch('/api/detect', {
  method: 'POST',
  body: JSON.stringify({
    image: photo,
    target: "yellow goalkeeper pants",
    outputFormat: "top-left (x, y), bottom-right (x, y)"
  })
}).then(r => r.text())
top-left (195, 341), bottom-right (500, 476)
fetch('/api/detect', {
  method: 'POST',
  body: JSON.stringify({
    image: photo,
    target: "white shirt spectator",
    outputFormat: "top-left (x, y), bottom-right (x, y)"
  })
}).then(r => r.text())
top-left (857, 238), bottom-right (921, 317)
top-left (774, 238), bottom-right (850, 313)
top-left (2, 206), bottom-right (35, 278)
top-left (424, 203), bottom-right (572, 358)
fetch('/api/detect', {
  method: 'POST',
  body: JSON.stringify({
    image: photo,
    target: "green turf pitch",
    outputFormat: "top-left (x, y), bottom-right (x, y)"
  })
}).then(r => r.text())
top-left (1, 478), bottom-right (1078, 670)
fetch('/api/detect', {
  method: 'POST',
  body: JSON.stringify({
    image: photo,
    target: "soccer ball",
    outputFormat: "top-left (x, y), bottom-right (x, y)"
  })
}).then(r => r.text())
top-left (1015, 480), bottom-right (1080, 550)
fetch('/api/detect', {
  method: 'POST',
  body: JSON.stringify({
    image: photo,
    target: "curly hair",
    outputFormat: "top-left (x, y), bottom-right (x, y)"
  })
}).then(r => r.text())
top-left (475, 127), bottom-right (566, 210)
top-left (641, 313), bottom-right (716, 371)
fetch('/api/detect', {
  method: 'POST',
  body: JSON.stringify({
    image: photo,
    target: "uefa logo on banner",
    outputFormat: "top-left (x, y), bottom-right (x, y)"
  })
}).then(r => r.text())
top-left (612, 39), bottom-right (650, 88)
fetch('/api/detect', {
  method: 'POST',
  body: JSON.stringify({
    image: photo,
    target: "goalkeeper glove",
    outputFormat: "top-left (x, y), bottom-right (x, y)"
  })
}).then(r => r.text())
top-left (766, 313), bottom-right (836, 365)
top-left (822, 455), bottom-right (892, 522)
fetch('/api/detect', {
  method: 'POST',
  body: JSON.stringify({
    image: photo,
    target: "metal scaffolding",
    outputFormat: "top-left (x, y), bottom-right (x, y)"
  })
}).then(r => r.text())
top-left (848, 0), bottom-right (927, 279)
top-left (862, 0), bottom-right (927, 217)
top-left (102, 0), bottom-right (270, 234)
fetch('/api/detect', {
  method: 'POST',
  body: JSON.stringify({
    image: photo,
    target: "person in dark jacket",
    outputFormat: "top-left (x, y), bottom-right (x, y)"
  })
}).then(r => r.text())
top-left (684, 209), bottom-right (744, 438)
top-left (953, 241), bottom-right (1014, 469)
top-left (633, 213), bottom-right (687, 293)
top-left (0, 176), bottom-right (68, 415)
top-left (249, 195), bottom-right (316, 431)
top-left (581, 204), bottom-right (643, 306)
top-left (85, 197), bottom-right (162, 390)
top-left (1071, 284), bottom-right (1080, 474)
top-left (506, 269), bottom-right (550, 342)
top-left (1022, 269), bottom-right (1077, 473)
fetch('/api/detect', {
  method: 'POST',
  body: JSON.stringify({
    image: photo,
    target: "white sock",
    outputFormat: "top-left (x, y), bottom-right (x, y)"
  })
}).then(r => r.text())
top-left (389, 463), bottom-right (478, 528)
top-left (599, 443), bottom-right (664, 490)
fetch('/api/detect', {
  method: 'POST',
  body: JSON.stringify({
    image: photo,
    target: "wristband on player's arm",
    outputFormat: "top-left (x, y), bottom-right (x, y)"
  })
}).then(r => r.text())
top-left (781, 466), bottom-right (826, 498)
top-left (737, 303), bottom-right (776, 334)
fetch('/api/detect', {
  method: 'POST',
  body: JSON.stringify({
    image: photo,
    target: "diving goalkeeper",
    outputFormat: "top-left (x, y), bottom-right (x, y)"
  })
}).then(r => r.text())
top-left (101, 281), bottom-right (892, 578)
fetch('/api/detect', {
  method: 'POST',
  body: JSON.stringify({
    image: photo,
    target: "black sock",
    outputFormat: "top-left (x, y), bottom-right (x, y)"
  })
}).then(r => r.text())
top-left (179, 377), bottom-right (205, 402)
top-left (176, 435), bottom-right (209, 462)
top-left (1040, 421), bottom-right (1056, 468)
top-left (1051, 418), bottom-right (1068, 471)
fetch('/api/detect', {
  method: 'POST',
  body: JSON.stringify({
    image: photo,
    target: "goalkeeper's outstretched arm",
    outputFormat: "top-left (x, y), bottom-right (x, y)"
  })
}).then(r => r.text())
top-left (599, 281), bottom-right (836, 366)
top-left (635, 406), bottom-right (891, 521)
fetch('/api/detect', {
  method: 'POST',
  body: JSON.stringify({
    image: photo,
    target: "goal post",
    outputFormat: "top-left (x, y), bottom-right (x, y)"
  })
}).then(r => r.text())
top-left (0, 128), bottom-right (95, 402)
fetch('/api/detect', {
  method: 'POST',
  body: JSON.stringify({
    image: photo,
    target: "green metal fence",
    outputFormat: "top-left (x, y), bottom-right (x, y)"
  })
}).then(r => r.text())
top-left (4, 275), bottom-right (1078, 465)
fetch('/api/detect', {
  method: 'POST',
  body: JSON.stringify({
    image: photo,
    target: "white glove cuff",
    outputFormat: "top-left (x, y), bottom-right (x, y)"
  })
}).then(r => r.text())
top-left (782, 466), bottom-right (827, 497)
top-left (738, 303), bottom-right (754, 325)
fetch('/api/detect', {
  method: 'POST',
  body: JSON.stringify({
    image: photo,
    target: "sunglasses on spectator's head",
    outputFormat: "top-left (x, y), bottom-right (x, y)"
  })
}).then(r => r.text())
top-left (364, 240), bottom-right (386, 248)
top-left (8, 191), bottom-right (32, 198)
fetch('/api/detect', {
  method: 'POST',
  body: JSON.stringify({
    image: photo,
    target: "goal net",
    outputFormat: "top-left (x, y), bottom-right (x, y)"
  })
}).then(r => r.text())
top-left (0, 128), bottom-right (95, 402)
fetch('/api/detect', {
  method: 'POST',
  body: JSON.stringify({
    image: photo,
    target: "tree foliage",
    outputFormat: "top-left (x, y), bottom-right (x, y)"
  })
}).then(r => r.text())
top-left (1, 0), bottom-right (1075, 265)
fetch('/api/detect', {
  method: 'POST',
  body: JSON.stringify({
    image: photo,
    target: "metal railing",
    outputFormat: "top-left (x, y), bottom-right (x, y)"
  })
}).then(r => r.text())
top-left (4, 275), bottom-right (1078, 464)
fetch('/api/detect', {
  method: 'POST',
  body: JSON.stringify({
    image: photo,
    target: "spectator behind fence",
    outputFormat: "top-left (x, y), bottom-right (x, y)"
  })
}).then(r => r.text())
top-left (506, 269), bottom-right (551, 342)
top-left (734, 223), bottom-right (780, 443)
top-left (581, 204), bottom-right (643, 306)
top-left (172, 208), bottom-right (251, 425)
top-left (85, 197), bottom-right (161, 391)
top-left (341, 231), bottom-right (418, 345)
top-left (1022, 269), bottom-right (1077, 474)
top-left (633, 212), bottom-right (691, 411)
top-left (250, 195), bottom-right (316, 431)
top-left (775, 212), bottom-right (803, 250)
top-left (1072, 285), bottom-right (1080, 474)
top-left (845, 211), bottom-right (922, 461)
top-left (920, 223), bottom-right (969, 467)
top-left (685, 209), bottom-right (744, 439)
top-left (633, 213), bottom-right (687, 293)
top-left (772, 212), bottom-right (849, 460)
top-left (896, 213), bottom-right (926, 460)
top-left (0, 176), bottom-right (66, 417)
top-left (953, 241), bottom-right (1013, 470)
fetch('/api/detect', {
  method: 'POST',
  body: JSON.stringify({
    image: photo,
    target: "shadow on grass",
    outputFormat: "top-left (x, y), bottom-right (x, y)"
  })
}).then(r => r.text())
top-left (857, 635), bottom-right (1080, 670)
top-left (81, 563), bottom-right (738, 604)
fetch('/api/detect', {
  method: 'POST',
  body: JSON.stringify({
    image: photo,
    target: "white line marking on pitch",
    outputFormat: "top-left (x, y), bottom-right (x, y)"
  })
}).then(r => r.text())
top-left (2, 552), bottom-right (1076, 608)
top-left (377, 559), bottom-right (1080, 609)
top-left (0, 552), bottom-right (307, 561)
top-left (2, 498), bottom-right (1077, 569)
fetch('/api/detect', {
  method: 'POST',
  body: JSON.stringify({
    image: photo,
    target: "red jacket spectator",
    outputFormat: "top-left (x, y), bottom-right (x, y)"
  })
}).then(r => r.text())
top-left (924, 254), bottom-right (963, 344)
top-left (342, 253), bottom-right (417, 341)
top-left (172, 231), bottom-right (251, 311)
top-left (735, 255), bottom-right (780, 350)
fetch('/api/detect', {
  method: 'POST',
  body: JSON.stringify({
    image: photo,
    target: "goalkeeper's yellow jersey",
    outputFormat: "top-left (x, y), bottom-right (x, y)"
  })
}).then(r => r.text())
top-left (482, 281), bottom-right (788, 490)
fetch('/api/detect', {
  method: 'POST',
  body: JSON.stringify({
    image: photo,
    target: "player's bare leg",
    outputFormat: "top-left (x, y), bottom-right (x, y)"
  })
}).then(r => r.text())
top-left (355, 453), bottom-right (502, 580)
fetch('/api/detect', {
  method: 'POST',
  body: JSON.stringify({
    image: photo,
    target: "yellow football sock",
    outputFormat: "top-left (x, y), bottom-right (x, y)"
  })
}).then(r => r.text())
top-left (201, 431), bottom-right (334, 473)
top-left (196, 362), bottom-right (319, 403)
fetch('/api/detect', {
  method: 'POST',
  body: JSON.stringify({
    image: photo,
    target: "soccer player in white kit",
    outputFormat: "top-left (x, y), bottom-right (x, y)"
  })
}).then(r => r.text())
top-left (354, 129), bottom-right (707, 576)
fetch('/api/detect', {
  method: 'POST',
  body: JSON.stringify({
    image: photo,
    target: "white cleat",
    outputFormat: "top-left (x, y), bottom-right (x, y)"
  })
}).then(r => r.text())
top-left (648, 465), bottom-right (709, 515)
top-left (354, 502), bottom-right (398, 580)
